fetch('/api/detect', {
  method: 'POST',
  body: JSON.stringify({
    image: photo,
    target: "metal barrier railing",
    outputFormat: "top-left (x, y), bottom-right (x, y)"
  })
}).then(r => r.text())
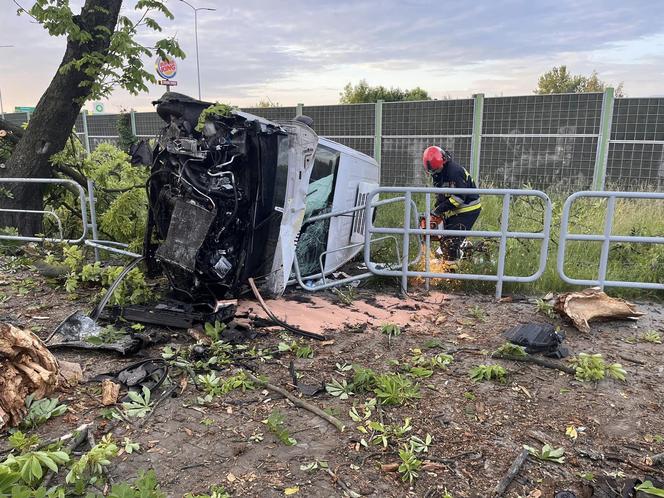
top-left (363, 187), bottom-right (553, 298)
top-left (557, 191), bottom-right (664, 290)
top-left (0, 178), bottom-right (89, 243)
top-left (289, 196), bottom-right (420, 291)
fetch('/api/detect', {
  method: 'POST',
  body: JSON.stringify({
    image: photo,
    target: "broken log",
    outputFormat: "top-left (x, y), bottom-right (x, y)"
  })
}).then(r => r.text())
top-left (554, 287), bottom-right (644, 333)
top-left (493, 449), bottom-right (529, 497)
top-left (243, 371), bottom-right (345, 432)
top-left (495, 354), bottom-right (576, 375)
top-left (247, 278), bottom-right (326, 341)
top-left (0, 322), bottom-right (60, 430)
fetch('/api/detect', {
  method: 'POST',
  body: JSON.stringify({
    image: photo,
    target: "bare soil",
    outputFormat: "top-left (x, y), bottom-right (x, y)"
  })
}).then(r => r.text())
top-left (1, 259), bottom-right (663, 498)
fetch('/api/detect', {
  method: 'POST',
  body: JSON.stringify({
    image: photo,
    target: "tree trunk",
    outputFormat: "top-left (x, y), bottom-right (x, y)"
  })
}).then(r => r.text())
top-left (0, 0), bottom-right (122, 235)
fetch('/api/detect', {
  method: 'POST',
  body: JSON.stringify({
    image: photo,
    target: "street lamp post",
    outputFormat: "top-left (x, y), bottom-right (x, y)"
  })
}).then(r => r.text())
top-left (0, 45), bottom-right (14, 119)
top-left (178, 0), bottom-right (215, 100)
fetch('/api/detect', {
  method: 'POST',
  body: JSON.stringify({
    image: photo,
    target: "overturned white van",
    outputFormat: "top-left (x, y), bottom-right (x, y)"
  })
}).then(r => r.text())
top-left (145, 93), bottom-right (379, 306)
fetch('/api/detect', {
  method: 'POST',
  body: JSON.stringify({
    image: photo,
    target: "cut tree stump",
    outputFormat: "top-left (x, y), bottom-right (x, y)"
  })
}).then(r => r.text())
top-left (0, 322), bottom-right (60, 430)
top-left (554, 287), bottom-right (644, 333)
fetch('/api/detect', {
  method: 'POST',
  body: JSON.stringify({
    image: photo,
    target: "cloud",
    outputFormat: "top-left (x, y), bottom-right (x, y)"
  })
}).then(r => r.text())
top-left (1, 0), bottom-right (663, 110)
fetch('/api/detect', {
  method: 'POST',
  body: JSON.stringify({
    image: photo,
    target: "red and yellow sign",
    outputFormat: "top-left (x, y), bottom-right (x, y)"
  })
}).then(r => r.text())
top-left (155, 57), bottom-right (177, 80)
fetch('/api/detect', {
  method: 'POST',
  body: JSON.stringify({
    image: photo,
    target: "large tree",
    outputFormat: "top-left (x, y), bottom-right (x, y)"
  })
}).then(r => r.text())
top-left (535, 66), bottom-right (625, 96)
top-left (339, 79), bottom-right (431, 104)
top-left (0, 0), bottom-right (183, 235)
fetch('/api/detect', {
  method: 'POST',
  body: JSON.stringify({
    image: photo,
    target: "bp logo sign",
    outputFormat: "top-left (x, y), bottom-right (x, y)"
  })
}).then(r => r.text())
top-left (156, 57), bottom-right (177, 79)
top-left (93, 102), bottom-right (104, 113)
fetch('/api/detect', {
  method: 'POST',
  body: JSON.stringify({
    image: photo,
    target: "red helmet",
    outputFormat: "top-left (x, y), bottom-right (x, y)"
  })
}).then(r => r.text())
top-left (422, 146), bottom-right (446, 173)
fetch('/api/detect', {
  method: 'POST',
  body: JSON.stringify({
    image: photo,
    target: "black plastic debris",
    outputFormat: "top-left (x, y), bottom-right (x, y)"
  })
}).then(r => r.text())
top-left (503, 323), bottom-right (569, 358)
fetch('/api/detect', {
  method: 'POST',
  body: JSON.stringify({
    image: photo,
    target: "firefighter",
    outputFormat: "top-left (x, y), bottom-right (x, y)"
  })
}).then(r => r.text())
top-left (422, 146), bottom-right (481, 261)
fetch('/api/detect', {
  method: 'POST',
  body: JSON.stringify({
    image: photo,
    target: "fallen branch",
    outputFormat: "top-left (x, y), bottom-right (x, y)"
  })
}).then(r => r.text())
top-left (139, 383), bottom-right (179, 428)
top-left (493, 449), bottom-right (529, 497)
top-left (42, 424), bottom-right (90, 487)
top-left (495, 354), bottom-right (576, 375)
top-left (242, 371), bottom-right (345, 432)
top-left (326, 468), bottom-right (361, 498)
top-left (618, 353), bottom-right (645, 366)
top-left (247, 278), bottom-right (326, 341)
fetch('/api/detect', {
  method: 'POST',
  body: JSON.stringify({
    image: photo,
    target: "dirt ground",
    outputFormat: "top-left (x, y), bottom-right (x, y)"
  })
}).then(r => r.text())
top-left (1, 258), bottom-right (663, 498)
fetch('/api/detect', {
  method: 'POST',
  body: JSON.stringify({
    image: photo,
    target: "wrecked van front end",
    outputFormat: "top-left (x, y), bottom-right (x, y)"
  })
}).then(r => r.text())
top-left (144, 93), bottom-right (317, 307)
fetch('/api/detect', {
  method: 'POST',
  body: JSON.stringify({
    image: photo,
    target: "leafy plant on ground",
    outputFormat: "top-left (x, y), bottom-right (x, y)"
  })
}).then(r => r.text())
top-left (492, 342), bottom-right (528, 358)
top-left (381, 323), bottom-right (401, 346)
top-left (121, 386), bottom-right (153, 418)
top-left (409, 348), bottom-right (453, 371)
top-left (358, 418), bottom-right (413, 449)
top-left (184, 484), bottom-right (231, 498)
top-left (325, 378), bottom-right (354, 399)
top-left (350, 365), bottom-right (378, 393)
top-left (635, 480), bottom-right (664, 497)
top-left (640, 331), bottom-right (662, 344)
top-left (523, 443), bottom-right (565, 463)
top-left (373, 373), bottom-right (421, 405)
top-left (20, 395), bottom-right (68, 430)
top-left (122, 438), bottom-right (140, 454)
top-left (204, 320), bottom-right (226, 342)
top-left (333, 285), bottom-right (357, 305)
top-left (335, 362), bottom-right (352, 373)
top-left (535, 298), bottom-right (556, 318)
top-left (99, 470), bottom-right (166, 498)
top-left (570, 353), bottom-right (626, 382)
top-left (2, 448), bottom-right (70, 487)
top-left (278, 340), bottom-right (314, 358)
top-left (468, 305), bottom-right (487, 322)
top-left (7, 432), bottom-right (40, 453)
top-left (265, 410), bottom-right (297, 446)
top-left (398, 445), bottom-right (422, 483)
top-left (348, 398), bottom-right (377, 423)
top-left (469, 364), bottom-right (507, 383)
top-left (197, 371), bottom-right (255, 400)
top-left (66, 434), bottom-right (119, 494)
top-left (300, 460), bottom-right (329, 472)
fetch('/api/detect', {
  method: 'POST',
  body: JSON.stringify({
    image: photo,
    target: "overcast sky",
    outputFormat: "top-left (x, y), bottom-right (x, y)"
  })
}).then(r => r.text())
top-left (1, 0), bottom-right (663, 112)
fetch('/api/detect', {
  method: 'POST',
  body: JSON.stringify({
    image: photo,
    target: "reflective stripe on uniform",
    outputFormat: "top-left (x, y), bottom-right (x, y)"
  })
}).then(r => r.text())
top-left (449, 195), bottom-right (464, 207)
top-left (450, 202), bottom-right (482, 215)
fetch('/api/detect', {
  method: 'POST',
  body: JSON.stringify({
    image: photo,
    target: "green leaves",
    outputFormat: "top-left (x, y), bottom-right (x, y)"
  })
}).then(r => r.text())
top-left (469, 364), bottom-right (507, 383)
top-left (523, 443), bottom-right (565, 464)
top-left (397, 445), bottom-right (422, 483)
top-left (20, 395), bottom-right (68, 430)
top-left (492, 342), bottom-right (528, 358)
top-left (122, 386), bottom-right (153, 418)
top-left (373, 374), bottom-right (421, 405)
top-left (570, 353), bottom-right (627, 382)
top-left (325, 379), bottom-right (353, 400)
top-left (264, 410), bottom-right (297, 446)
top-left (635, 481), bottom-right (664, 497)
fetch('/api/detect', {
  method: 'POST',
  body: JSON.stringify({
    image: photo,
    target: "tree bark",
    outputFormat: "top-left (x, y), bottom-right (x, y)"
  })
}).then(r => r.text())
top-left (0, 0), bottom-right (122, 235)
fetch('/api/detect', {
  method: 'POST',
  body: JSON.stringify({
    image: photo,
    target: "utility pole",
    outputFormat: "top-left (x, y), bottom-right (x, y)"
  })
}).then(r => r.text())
top-left (178, 0), bottom-right (215, 100)
top-left (0, 45), bottom-right (14, 118)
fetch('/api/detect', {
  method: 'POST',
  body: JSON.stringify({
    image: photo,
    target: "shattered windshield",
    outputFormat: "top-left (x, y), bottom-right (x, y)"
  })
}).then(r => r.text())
top-left (295, 145), bottom-right (340, 277)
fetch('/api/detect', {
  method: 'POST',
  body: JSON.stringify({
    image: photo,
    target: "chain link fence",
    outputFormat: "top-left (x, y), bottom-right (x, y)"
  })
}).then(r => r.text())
top-left (4, 90), bottom-right (662, 190)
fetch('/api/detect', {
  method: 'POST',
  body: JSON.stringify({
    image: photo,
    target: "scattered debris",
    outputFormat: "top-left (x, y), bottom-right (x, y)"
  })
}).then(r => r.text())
top-left (0, 322), bottom-right (60, 430)
top-left (493, 449), bottom-right (529, 497)
top-left (101, 380), bottom-right (120, 406)
top-left (58, 360), bottom-right (83, 387)
top-left (504, 323), bottom-right (569, 358)
top-left (243, 370), bottom-right (345, 432)
top-left (554, 287), bottom-right (644, 333)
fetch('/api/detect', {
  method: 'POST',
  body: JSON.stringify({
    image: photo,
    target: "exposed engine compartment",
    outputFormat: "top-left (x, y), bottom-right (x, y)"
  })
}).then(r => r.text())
top-left (144, 93), bottom-right (290, 308)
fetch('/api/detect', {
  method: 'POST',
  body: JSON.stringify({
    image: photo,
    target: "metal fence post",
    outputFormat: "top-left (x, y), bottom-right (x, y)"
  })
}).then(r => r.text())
top-left (296, 103), bottom-right (303, 117)
top-left (86, 179), bottom-right (100, 262)
top-left (374, 99), bottom-right (383, 164)
top-left (130, 110), bottom-right (137, 136)
top-left (25, 112), bottom-right (31, 123)
top-left (470, 93), bottom-right (484, 184)
top-left (81, 111), bottom-right (91, 154)
top-left (592, 87), bottom-right (615, 191)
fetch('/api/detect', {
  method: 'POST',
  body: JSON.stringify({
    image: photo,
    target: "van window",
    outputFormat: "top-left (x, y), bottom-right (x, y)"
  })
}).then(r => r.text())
top-left (295, 145), bottom-right (341, 277)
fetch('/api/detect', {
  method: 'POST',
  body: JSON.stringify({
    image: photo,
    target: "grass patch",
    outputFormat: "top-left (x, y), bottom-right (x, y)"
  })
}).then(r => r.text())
top-left (370, 189), bottom-right (664, 299)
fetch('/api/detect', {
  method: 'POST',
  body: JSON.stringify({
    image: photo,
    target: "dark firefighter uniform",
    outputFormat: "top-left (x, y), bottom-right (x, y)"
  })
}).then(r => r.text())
top-left (431, 159), bottom-right (481, 260)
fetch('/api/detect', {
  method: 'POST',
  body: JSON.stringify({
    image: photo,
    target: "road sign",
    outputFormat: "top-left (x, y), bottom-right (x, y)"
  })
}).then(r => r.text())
top-left (93, 102), bottom-right (104, 113)
top-left (158, 80), bottom-right (178, 87)
top-left (156, 57), bottom-right (177, 80)
top-left (14, 106), bottom-right (35, 112)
